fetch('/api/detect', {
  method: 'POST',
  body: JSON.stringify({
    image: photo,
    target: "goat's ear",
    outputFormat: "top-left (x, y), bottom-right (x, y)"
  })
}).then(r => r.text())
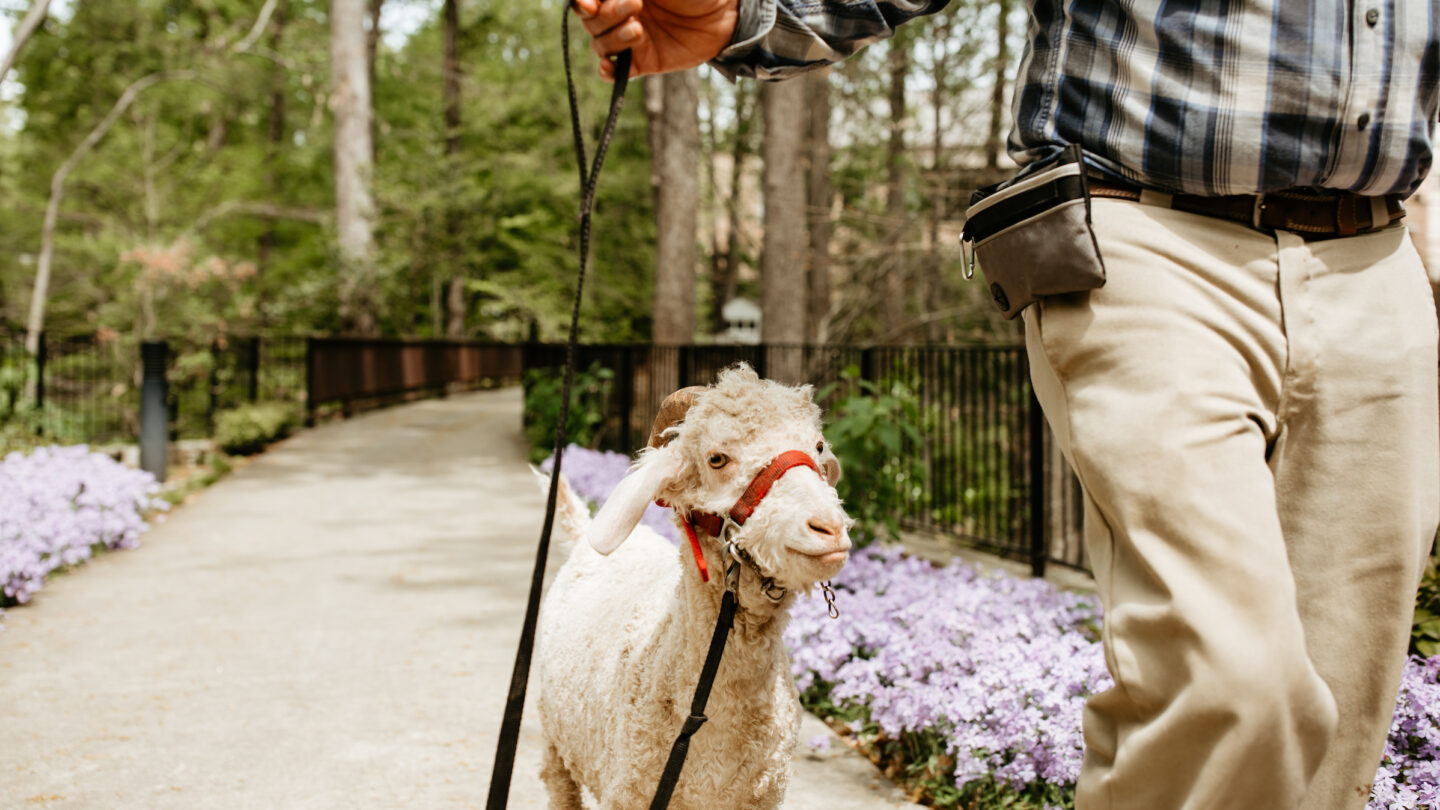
top-left (587, 444), bottom-right (684, 555)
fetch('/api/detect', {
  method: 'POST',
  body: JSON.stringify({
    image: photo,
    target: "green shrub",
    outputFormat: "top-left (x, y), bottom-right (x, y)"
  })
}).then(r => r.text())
top-left (522, 362), bottom-right (614, 463)
top-left (819, 367), bottom-right (925, 546)
top-left (1415, 534), bottom-right (1440, 657)
top-left (214, 402), bottom-right (299, 455)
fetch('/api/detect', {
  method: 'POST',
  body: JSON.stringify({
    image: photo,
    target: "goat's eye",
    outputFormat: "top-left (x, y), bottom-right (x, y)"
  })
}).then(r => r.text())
top-left (816, 441), bottom-right (825, 454)
top-left (707, 453), bottom-right (729, 469)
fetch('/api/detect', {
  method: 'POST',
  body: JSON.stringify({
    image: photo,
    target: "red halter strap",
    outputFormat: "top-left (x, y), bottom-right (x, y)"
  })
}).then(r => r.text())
top-left (666, 450), bottom-right (824, 580)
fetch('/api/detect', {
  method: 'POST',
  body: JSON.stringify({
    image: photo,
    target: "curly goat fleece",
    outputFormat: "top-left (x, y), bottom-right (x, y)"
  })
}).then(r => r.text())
top-left (536, 365), bottom-right (852, 810)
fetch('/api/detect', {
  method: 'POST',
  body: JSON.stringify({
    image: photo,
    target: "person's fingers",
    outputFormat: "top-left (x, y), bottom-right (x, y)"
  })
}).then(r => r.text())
top-left (590, 18), bottom-right (645, 58)
top-left (598, 58), bottom-right (615, 82)
top-left (581, 0), bottom-right (642, 38)
top-left (571, 0), bottom-right (601, 18)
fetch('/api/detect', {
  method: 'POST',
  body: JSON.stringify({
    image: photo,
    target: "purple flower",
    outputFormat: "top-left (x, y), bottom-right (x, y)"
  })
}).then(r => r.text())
top-left (543, 444), bottom-right (1440, 805)
top-left (1, 445), bottom-right (165, 621)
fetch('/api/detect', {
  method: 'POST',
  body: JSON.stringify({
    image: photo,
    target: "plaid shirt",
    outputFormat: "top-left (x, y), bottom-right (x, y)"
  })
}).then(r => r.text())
top-left (712, 0), bottom-right (1440, 197)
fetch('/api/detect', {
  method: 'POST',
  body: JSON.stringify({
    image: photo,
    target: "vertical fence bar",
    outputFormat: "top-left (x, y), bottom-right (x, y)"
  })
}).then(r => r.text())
top-left (140, 341), bottom-right (169, 482)
top-left (247, 336), bottom-right (261, 403)
top-left (33, 332), bottom-right (46, 436)
top-left (208, 338), bottom-right (221, 435)
top-left (619, 346), bottom-right (635, 451)
top-left (304, 337), bottom-right (316, 427)
top-left (1028, 384), bottom-right (1047, 577)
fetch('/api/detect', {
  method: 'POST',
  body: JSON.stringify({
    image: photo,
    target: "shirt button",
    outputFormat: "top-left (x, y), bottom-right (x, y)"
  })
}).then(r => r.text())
top-left (1366, 8), bottom-right (1379, 26)
top-left (1358, 113), bottom-right (1371, 130)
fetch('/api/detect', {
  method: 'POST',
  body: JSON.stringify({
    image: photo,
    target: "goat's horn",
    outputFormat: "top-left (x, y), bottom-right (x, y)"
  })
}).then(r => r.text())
top-left (648, 386), bottom-right (707, 448)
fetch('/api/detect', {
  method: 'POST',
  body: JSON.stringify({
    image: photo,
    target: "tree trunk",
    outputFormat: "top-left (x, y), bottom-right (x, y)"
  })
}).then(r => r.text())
top-left (258, 1), bottom-right (287, 276)
top-left (710, 82), bottom-right (754, 334)
top-left (652, 72), bottom-right (700, 345)
top-left (761, 79), bottom-right (808, 383)
top-left (26, 71), bottom-right (192, 362)
top-left (884, 34), bottom-right (909, 341)
top-left (443, 0), bottom-right (466, 338)
top-left (926, 20), bottom-right (951, 342)
top-left (986, 0), bottom-right (1011, 170)
top-left (0, 0), bottom-right (51, 82)
top-left (367, 0), bottom-right (383, 163)
top-left (805, 68), bottom-right (832, 345)
top-left (644, 76), bottom-right (665, 208)
top-left (332, 0), bottom-right (378, 335)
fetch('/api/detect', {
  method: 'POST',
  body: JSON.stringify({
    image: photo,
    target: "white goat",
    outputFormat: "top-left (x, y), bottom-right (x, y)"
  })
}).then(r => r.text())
top-left (536, 364), bottom-right (852, 810)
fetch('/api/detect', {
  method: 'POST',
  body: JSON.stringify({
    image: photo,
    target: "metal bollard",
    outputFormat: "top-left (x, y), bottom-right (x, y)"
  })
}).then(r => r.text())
top-left (139, 341), bottom-right (169, 482)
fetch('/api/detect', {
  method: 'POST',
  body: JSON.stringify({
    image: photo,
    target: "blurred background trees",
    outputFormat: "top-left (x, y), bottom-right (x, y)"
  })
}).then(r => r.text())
top-left (0, 0), bottom-right (1027, 347)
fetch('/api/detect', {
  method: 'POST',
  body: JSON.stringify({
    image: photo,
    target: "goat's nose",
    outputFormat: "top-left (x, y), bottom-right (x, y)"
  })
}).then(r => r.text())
top-left (807, 518), bottom-right (842, 539)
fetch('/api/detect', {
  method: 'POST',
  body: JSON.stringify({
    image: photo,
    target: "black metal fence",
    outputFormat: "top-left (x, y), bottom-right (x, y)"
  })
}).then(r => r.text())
top-left (523, 343), bottom-right (1088, 574)
top-left (0, 332), bottom-right (311, 451)
top-left (305, 338), bottom-right (524, 421)
top-left (1, 333), bottom-right (1088, 575)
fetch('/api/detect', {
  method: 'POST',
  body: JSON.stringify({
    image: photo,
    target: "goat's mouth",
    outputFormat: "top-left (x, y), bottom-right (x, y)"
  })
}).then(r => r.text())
top-left (786, 546), bottom-right (850, 568)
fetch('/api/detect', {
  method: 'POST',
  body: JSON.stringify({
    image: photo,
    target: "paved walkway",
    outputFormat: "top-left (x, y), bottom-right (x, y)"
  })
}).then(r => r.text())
top-left (0, 389), bottom-right (922, 809)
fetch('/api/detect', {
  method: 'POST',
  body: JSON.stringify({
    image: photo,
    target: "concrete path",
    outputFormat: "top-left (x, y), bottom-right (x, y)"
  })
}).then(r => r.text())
top-left (0, 389), bottom-right (922, 810)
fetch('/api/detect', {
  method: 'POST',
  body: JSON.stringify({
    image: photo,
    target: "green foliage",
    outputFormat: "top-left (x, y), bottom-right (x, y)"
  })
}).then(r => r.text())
top-left (159, 451), bottom-right (234, 508)
top-left (1415, 536), bottom-right (1440, 657)
top-left (214, 401), bottom-right (298, 455)
top-left (820, 367), bottom-right (925, 545)
top-left (1, 0), bottom-right (657, 342)
top-left (522, 362), bottom-right (615, 463)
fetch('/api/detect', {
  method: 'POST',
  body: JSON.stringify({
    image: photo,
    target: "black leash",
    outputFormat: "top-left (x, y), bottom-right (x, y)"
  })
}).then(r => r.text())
top-left (483, 8), bottom-right (630, 809)
top-left (488, 11), bottom-right (741, 808)
top-left (648, 557), bottom-right (740, 810)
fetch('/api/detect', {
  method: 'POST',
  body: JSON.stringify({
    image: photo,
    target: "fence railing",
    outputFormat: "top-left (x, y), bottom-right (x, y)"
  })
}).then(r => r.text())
top-left (522, 343), bottom-right (1088, 575)
top-left (1, 333), bottom-right (1087, 576)
top-left (305, 338), bottom-right (523, 421)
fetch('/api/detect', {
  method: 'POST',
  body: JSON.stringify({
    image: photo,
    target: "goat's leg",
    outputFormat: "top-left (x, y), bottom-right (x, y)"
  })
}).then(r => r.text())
top-left (539, 742), bottom-right (584, 810)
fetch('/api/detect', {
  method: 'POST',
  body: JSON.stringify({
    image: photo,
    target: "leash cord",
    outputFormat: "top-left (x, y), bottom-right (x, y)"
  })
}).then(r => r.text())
top-left (483, 11), bottom-right (631, 809)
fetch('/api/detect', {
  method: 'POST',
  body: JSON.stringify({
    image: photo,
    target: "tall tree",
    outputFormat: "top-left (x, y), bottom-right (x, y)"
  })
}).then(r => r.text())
top-left (331, 0), bottom-right (378, 334)
top-left (652, 71), bottom-right (699, 345)
top-left (883, 33), bottom-right (910, 340)
top-left (442, 0), bottom-right (466, 338)
top-left (985, 0), bottom-right (1012, 170)
top-left (924, 15), bottom-right (955, 342)
top-left (368, 0), bottom-right (383, 162)
top-left (761, 79), bottom-right (807, 382)
top-left (0, 0), bottom-right (51, 82)
top-left (708, 80), bottom-right (755, 334)
top-left (257, 0), bottom-right (288, 277)
top-left (805, 68), bottom-right (832, 345)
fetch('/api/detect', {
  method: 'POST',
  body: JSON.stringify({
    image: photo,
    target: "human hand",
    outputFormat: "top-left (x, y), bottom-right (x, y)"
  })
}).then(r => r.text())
top-left (571, 0), bottom-right (739, 81)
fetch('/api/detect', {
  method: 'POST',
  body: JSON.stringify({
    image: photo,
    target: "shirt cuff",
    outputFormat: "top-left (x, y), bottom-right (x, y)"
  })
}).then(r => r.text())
top-left (708, 0), bottom-right (778, 81)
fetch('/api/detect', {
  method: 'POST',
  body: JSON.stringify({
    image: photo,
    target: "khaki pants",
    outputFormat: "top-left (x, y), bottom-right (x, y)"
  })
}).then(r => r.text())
top-left (1023, 199), bottom-right (1440, 810)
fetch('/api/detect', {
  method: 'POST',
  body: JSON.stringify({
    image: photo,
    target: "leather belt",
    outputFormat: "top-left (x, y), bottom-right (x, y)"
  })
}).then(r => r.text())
top-left (1088, 182), bottom-right (1406, 238)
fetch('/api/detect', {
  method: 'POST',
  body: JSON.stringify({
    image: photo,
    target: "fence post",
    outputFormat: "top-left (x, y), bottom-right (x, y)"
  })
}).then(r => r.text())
top-left (247, 336), bottom-right (260, 402)
top-left (140, 341), bottom-right (169, 483)
top-left (1027, 386), bottom-right (1048, 578)
top-left (304, 337), bottom-right (316, 427)
top-left (618, 346), bottom-right (635, 451)
top-left (860, 347), bottom-right (877, 385)
top-left (33, 332), bottom-right (46, 436)
top-left (207, 338), bottom-right (220, 435)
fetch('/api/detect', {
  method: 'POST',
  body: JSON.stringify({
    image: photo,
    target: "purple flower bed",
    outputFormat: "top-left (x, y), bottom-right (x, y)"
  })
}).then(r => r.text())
top-left (555, 445), bottom-right (1440, 808)
top-left (785, 547), bottom-right (1109, 803)
top-left (0, 445), bottom-right (166, 617)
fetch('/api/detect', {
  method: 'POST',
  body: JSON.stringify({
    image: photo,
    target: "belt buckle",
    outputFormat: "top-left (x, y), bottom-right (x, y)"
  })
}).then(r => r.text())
top-left (1251, 193), bottom-right (1267, 231)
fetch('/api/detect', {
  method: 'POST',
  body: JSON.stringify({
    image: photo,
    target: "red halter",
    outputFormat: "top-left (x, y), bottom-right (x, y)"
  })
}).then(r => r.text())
top-left (658, 450), bottom-right (824, 583)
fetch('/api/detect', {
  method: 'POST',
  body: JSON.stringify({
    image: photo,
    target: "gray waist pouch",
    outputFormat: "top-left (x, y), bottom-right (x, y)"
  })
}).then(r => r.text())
top-left (960, 145), bottom-right (1106, 319)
